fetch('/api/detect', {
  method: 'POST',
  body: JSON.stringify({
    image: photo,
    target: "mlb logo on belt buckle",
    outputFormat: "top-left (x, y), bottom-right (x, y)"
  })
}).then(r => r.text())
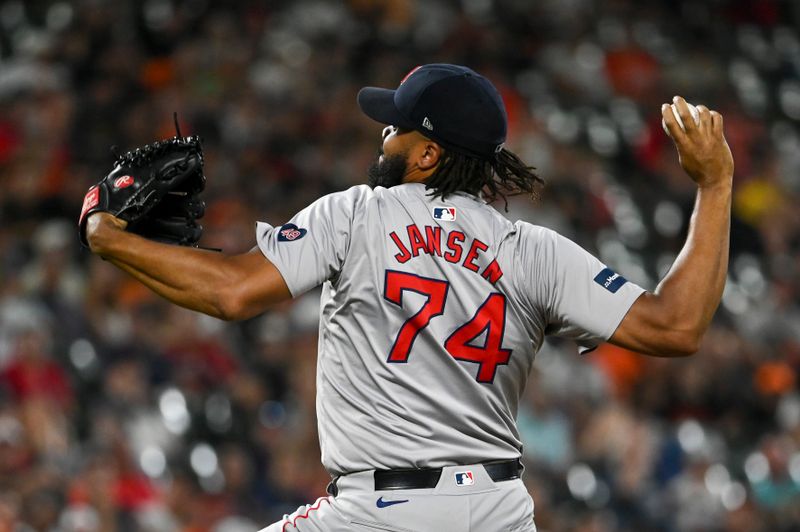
top-left (432, 207), bottom-right (456, 221)
top-left (454, 471), bottom-right (474, 486)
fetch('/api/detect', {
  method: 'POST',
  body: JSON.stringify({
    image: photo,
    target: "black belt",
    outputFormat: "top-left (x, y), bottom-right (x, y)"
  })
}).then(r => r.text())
top-left (373, 459), bottom-right (522, 491)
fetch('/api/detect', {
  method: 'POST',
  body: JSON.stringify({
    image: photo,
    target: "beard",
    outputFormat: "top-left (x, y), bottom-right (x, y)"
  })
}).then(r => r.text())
top-left (367, 152), bottom-right (408, 189)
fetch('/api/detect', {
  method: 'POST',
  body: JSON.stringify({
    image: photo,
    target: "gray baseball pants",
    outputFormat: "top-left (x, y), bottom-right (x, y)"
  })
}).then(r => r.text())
top-left (258, 463), bottom-right (537, 532)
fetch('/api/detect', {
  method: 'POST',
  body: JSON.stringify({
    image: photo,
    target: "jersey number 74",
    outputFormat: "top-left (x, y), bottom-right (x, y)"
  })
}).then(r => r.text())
top-left (383, 270), bottom-right (512, 383)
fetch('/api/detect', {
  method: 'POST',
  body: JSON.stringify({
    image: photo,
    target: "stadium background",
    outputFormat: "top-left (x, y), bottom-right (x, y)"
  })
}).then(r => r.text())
top-left (1, 0), bottom-right (799, 530)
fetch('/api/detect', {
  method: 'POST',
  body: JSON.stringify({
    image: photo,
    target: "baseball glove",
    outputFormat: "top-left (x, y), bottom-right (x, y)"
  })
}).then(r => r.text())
top-left (79, 117), bottom-right (206, 247)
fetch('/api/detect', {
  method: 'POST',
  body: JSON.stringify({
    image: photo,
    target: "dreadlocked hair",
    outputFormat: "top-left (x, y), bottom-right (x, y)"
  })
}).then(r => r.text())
top-left (424, 147), bottom-right (544, 210)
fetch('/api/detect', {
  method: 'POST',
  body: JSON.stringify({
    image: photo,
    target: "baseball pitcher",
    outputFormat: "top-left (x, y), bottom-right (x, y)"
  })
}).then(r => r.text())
top-left (82, 64), bottom-right (734, 531)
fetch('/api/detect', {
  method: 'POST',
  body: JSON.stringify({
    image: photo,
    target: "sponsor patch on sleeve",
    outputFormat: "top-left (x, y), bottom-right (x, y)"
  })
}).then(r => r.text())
top-left (277, 223), bottom-right (307, 242)
top-left (593, 267), bottom-right (627, 293)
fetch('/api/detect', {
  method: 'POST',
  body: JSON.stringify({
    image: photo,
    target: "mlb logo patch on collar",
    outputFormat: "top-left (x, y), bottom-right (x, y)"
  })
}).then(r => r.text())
top-left (432, 206), bottom-right (456, 221)
top-left (278, 223), bottom-right (307, 242)
top-left (593, 267), bottom-right (627, 293)
top-left (454, 471), bottom-right (474, 486)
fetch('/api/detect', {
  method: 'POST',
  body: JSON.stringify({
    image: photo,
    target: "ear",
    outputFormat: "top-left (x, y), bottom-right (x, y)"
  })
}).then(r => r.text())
top-left (416, 140), bottom-right (443, 171)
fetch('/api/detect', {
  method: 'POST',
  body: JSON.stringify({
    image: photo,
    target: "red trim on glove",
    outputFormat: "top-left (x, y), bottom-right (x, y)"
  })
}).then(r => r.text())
top-left (80, 186), bottom-right (100, 225)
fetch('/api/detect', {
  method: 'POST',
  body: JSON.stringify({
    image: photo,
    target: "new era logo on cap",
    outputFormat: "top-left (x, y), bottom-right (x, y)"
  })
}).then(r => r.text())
top-left (432, 207), bottom-right (456, 221)
top-left (455, 471), bottom-right (474, 486)
top-left (593, 267), bottom-right (627, 293)
top-left (422, 117), bottom-right (433, 130)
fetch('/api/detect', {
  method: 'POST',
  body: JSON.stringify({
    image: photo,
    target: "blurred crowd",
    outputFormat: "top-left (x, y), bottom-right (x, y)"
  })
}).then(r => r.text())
top-left (1, 0), bottom-right (799, 531)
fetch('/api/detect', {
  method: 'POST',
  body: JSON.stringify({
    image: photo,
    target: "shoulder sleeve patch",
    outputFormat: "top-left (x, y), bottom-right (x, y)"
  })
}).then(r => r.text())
top-left (277, 223), bottom-right (307, 242)
top-left (593, 267), bottom-right (627, 293)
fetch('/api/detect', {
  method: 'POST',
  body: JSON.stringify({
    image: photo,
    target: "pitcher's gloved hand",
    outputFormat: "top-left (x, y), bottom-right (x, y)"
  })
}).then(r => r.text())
top-left (79, 118), bottom-right (206, 247)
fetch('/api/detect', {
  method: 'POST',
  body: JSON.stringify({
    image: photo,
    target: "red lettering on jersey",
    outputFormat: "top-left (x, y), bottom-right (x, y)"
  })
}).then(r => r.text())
top-left (390, 231), bottom-right (411, 263)
top-left (444, 293), bottom-right (511, 383)
top-left (443, 231), bottom-right (465, 263)
top-left (481, 259), bottom-right (504, 285)
top-left (407, 225), bottom-right (427, 257)
top-left (425, 226), bottom-right (442, 256)
top-left (463, 239), bottom-right (488, 273)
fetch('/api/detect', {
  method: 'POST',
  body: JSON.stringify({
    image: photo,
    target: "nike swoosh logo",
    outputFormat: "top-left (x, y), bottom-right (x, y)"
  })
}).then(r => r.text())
top-left (376, 497), bottom-right (409, 508)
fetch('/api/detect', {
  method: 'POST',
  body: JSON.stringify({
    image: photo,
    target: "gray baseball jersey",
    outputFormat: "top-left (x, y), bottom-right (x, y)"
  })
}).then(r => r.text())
top-left (256, 183), bottom-right (644, 477)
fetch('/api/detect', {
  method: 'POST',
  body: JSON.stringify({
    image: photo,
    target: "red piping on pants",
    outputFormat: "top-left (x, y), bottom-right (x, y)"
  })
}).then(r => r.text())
top-left (282, 497), bottom-right (332, 531)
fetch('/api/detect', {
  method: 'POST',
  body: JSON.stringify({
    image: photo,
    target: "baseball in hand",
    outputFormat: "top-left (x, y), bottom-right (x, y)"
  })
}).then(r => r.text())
top-left (662, 101), bottom-right (700, 135)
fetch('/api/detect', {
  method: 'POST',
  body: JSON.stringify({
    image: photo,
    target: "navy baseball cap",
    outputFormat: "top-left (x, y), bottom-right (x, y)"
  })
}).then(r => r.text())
top-left (357, 64), bottom-right (507, 161)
